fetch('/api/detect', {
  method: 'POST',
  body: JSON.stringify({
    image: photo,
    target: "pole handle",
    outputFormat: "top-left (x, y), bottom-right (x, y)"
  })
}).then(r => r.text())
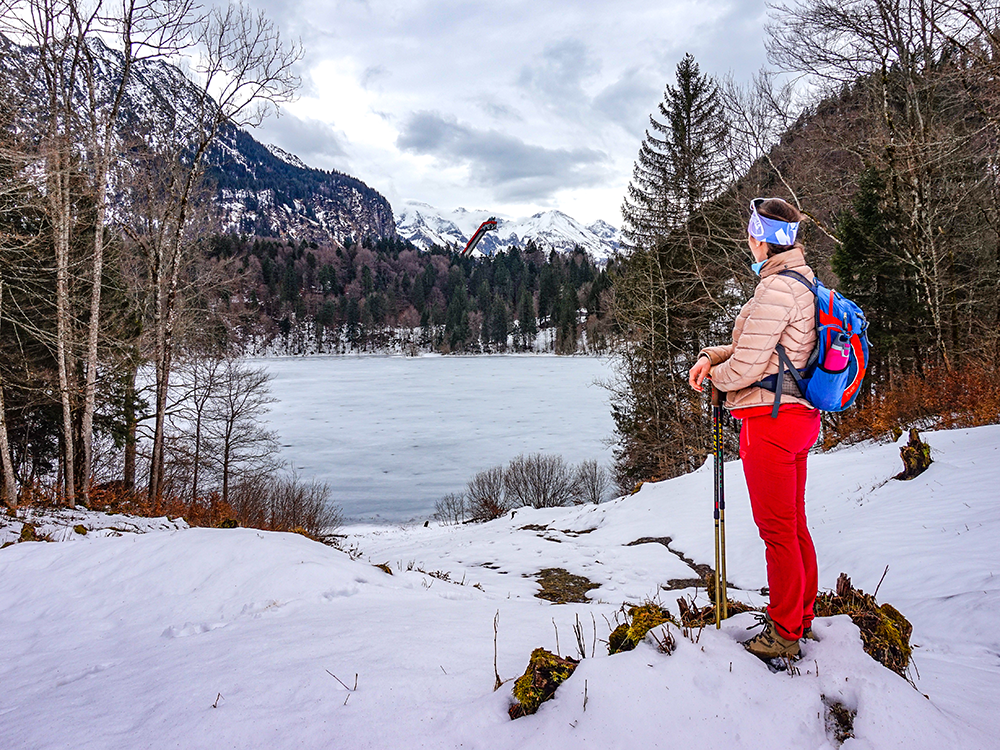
top-left (710, 382), bottom-right (724, 407)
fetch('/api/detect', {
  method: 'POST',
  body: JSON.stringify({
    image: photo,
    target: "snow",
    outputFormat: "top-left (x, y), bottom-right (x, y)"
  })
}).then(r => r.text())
top-left (395, 200), bottom-right (620, 260)
top-left (264, 142), bottom-right (311, 170)
top-left (260, 355), bottom-right (616, 523)
top-left (1, 424), bottom-right (998, 749)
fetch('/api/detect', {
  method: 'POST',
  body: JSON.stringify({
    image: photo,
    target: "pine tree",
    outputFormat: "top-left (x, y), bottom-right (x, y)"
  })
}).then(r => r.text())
top-left (621, 53), bottom-right (729, 251)
top-left (555, 285), bottom-right (578, 354)
top-left (611, 54), bottom-right (732, 487)
top-left (834, 168), bottom-right (927, 391)
top-left (516, 287), bottom-right (537, 350)
top-left (445, 267), bottom-right (470, 351)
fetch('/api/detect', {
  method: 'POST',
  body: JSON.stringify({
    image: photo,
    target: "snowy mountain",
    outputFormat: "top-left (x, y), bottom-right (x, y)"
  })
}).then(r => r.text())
top-left (396, 201), bottom-right (620, 261)
top-left (0, 33), bottom-right (395, 246)
top-left (204, 126), bottom-right (395, 245)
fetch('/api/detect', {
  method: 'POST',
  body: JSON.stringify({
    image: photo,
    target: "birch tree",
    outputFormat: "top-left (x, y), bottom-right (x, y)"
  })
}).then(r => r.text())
top-left (1, 0), bottom-right (198, 505)
top-left (75, 0), bottom-right (196, 506)
top-left (136, 3), bottom-right (301, 501)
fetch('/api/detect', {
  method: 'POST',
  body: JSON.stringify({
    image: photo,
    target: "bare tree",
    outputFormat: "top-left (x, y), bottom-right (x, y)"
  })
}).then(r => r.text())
top-left (434, 492), bottom-right (468, 525)
top-left (504, 453), bottom-right (574, 509)
top-left (3, 0), bottom-right (96, 507)
top-left (202, 357), bottom-right (280, 506)
top-left (142, 3), bottom-right (301, 501)
top-left (571, 460), bottom-right (611, 505)
top-left (76, 0), bottom-right (197, 506)
top-left (766, 0), bottom-right (999, 368)
top-left (466, 465), bottom-right (509, 520)
top-left (169, 351), bottom-right (226, 501)
top-left (1, 0), bottom-right (200, 505)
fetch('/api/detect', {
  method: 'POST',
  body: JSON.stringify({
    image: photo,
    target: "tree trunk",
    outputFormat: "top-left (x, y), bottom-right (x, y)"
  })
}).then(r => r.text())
top-left (192, 410), bottom-right (202, 501)
top-left (123, 359), bottom-right (138, 493)
top-left (52, 148), bottom-right (76, 508)
top-left (80, 23), bottom-right (137, 507)
top-left (0, 282), bottom-right (19, 508)
top-left (80, 202), bottom-right (106, 506)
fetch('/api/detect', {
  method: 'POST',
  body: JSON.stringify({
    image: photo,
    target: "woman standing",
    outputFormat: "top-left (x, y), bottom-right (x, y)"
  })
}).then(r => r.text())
top-left (687, 197), bottom-right (820, 660)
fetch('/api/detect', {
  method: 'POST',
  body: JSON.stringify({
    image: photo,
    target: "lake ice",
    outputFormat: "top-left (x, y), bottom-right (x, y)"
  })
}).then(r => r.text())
top-left (260, 355), bottom-right (616, 523)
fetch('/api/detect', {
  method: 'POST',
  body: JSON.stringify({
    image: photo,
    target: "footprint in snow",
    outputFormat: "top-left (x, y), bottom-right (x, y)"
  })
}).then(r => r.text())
top-left (161, 621), bottom-right (228, 638)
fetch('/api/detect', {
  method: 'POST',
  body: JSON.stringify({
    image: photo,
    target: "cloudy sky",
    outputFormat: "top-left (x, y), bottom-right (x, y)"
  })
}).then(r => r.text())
top-left (249, 0), bottom-right (771, 226)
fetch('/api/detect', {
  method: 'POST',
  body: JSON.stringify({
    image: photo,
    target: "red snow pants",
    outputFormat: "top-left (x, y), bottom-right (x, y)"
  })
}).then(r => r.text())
top-left (736, 405), bottom-right (821, 641)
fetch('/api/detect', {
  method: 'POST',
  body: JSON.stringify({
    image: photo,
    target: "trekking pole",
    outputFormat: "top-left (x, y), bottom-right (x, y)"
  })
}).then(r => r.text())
top-left (711, 383), bottom-right (729, 627)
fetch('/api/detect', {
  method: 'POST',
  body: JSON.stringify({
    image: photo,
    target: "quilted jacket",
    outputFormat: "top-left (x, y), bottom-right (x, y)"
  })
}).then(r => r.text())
top-left (699, 247), bottom-right (817, 412)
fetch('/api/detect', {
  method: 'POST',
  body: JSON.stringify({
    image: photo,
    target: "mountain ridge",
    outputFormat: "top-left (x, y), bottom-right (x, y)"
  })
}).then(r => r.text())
top-left (0, 32), bottom-right (395, 246)
top-left (395, 200), bottom-right (620, 260)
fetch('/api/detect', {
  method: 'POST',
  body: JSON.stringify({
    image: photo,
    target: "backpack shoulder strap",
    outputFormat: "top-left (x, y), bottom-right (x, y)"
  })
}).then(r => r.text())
top-left (777, 269), bottom-right (815, 292)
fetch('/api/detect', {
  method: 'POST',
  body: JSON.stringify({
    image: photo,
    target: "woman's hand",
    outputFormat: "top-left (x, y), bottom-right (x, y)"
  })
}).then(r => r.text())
top-left (688, 356), bottom-right (711, 392)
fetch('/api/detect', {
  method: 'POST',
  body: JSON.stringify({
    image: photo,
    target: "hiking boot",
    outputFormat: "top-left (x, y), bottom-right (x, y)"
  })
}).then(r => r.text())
top-left (744, 613), bottom-right (800, 660)
top-left (802, 626), bottom-right (818, 641)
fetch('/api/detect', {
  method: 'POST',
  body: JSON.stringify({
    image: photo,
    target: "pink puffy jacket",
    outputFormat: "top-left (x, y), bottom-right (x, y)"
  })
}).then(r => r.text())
top-left (699, 247), bottom-right (817, 411)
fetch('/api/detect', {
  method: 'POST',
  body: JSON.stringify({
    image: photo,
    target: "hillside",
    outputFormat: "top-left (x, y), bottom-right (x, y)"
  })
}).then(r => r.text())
top-left (0, 32), bottom-right (395, 246)
top-left (1, 424), bottom-right (997, 748)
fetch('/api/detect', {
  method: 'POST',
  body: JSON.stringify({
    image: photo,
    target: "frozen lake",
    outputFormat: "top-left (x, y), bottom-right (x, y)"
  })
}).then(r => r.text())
top-left (260, 355), bottom-right (617, 524)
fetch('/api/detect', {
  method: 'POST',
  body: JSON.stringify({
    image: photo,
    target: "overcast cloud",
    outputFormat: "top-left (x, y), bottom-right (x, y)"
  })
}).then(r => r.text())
top-left (248, 0), bottom-right (770, 224)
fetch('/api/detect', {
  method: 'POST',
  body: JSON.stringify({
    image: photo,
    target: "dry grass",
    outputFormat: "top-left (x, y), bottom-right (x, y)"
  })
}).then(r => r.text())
top-left (824, 697), bottom-right (856, 746)
top-left (530, 567), bottom-right (600, 604)
top-left (675, 572), bottom-right (760, 629)
top-left (824, 363), bottom-right (1000, 449)
top-left (676, 594), bottom-right (759, 630)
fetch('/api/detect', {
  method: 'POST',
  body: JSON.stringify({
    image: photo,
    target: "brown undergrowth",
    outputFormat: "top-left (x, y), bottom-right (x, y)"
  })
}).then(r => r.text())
top-left (12, 479), bottom-right (336, 541)
top-left (88, 483), bottom-right (237, 528)
top-left (11, 481), bottom-right (236, 528)
top-left (814, 573), bottom-right (912, 679)
top-left (823, 363), bottom-right (1000, 449)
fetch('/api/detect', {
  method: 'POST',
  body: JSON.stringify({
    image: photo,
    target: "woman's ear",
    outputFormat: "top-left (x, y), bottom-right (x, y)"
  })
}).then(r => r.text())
top-left (748, 235), bottom-right (768, 261)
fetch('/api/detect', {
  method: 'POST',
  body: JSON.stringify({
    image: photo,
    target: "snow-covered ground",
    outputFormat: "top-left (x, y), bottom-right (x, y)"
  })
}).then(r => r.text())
top-left (1, 425), bottom-right (998, 749)
top-left (261, 355), bottom-right (616, 523)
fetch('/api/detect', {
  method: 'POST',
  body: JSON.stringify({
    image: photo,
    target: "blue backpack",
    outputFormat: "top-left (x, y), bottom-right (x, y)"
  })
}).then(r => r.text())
top-left (757, 270), bottom-right (870, 417)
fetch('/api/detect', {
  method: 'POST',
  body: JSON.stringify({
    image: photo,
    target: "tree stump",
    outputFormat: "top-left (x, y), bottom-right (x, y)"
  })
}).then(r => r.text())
top-left (894, 429), bottom-right (932, 480)
top-left (835, 572), bottom-right (853, 598)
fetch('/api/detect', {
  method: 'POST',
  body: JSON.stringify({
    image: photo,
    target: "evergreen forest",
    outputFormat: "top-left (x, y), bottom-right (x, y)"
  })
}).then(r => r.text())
top-left (215, 235), bottom-right (614, 356)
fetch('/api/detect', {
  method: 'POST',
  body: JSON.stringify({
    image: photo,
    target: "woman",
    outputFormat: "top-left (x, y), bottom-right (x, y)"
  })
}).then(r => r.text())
top-left (687, 197), bottom-right (820, 660)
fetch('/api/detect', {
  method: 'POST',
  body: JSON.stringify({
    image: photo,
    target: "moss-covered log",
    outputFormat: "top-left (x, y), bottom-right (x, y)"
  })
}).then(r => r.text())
top-left (815, 573), bottom-right (913, 677)
top-left (608, 602), bottom-right (676, 655)
top-left (509, 648), bottom-right (579, 719)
